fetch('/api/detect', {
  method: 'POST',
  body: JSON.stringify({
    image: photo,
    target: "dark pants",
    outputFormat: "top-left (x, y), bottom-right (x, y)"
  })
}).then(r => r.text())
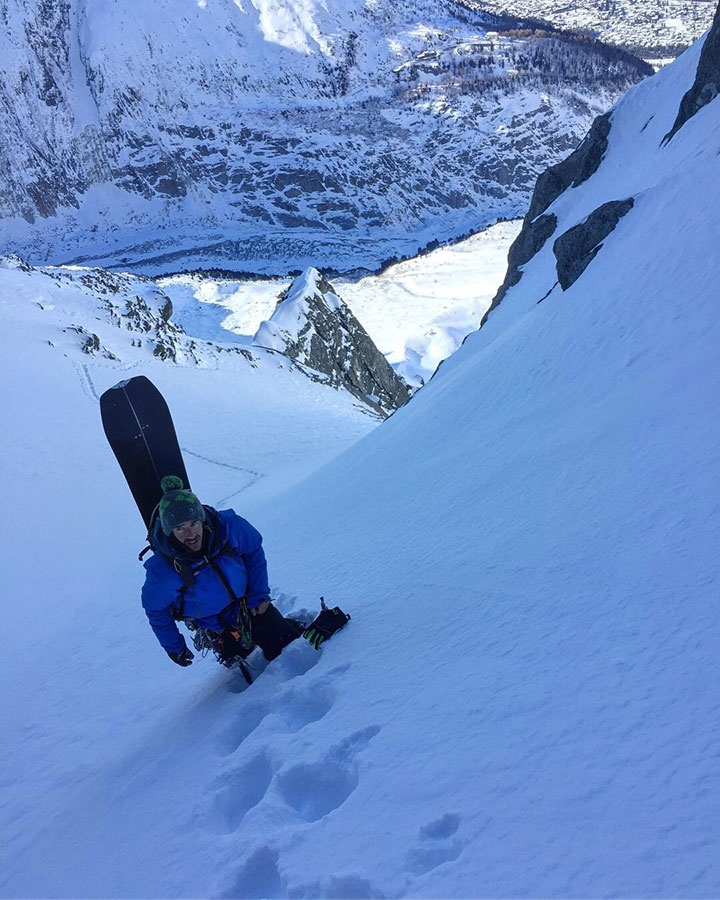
top-left (221, 602), bottom-right (303, 662)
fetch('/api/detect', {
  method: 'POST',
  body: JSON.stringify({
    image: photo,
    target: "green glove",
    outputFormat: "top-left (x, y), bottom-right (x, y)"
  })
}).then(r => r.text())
top-left (303, 601), bottom-right (351, 650)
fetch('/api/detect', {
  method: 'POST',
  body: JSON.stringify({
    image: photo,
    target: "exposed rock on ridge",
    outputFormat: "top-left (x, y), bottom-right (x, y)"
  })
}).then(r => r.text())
top-left (481, 1), bottom-right (720, 327)
top-left (479, 214), bottom-right (557, 325)
top-left (1, 256), bottom-right (203, 363)
top-left (253, 269), bottom-right (411, 415)
top-left (526, 112), bottom-right (614, 223)
top-left (480, 109), bottom-right (613, 325)
top-left (553, 198), bottom-right (635, 290)
top-left (664, 1), bottom-right (720, 142)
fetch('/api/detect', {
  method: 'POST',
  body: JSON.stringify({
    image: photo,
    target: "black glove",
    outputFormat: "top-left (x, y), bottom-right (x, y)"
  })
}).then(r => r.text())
top-left (303, 600), bottom-right (350, 650)
top-left (167, 643), bottom-right (195, 667)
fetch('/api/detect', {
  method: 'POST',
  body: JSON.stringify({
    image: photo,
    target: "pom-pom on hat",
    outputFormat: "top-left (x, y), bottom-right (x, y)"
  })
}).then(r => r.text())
top-left (158, 475), bottom-right (206, 535)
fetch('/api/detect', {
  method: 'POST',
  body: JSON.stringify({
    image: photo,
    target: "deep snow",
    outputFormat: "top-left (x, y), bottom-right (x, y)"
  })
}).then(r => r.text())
top-left (1, 24), bottom-right (720, 900)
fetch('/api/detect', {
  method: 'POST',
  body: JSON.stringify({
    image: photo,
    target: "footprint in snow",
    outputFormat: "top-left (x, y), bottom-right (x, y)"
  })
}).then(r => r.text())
top-left (223, 648), bottom-right (270, 694)
top-left (273, 638), bottom-right (323, 679)
top-left (215, 701), bottom-right (268, 755)
top-left (206, 752), bottom-right (274, 834)
top-left (275, 681), bottom-right (336, 733)
top-left (277, 758), bottom-right (358, 823)
top-left (291, 873), bottom-right (386, 899)
top-left (276, 725), bottom-right (381, 822)
top-left (219, 846), bottom-right (284, 900)
top-left (405, 813), bottom-right (464, 876)
top-left (217, 672), bottom-right (340, 755)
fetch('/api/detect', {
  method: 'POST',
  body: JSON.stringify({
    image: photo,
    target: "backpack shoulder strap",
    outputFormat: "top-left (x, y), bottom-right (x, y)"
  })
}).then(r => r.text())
top-left (138, 501), bottom-right (162, 562)
top-left (138, 543), bottom-right (153, 562)
top-left (171, 557), bottom-right (197, 621)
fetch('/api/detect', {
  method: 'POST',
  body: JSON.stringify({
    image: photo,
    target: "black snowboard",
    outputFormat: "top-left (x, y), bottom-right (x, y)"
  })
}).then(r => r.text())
top-left (100, 376), bottom-right (190, 528)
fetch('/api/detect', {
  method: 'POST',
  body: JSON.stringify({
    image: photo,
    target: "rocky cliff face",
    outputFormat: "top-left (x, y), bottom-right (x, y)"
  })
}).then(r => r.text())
top-left (0, 253), bottom-right (210, 364)
top-left (665, 1), bottom-right (720, 141)
top-left (253, 268), bottom-right (411, 414)
top-left (483, 3), bottom-right (720, 324)
top-left (481, 111), bottom-right (612, 323)
top-left (0, 0), bottom-right (650, 274)
top-left (0, 255), bottom-right (205, 364)
top-left (3, 254), bottom-right (398, 412)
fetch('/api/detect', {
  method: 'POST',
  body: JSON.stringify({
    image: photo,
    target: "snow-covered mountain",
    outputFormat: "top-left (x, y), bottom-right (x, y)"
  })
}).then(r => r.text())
top-left (0, 252), bottom-right (414, 414)
top-left (253, 268), bottom-right (412, 411)
top-left (242, 12), bottom-right (720, 895)
top-left (462, 0), bottom-right (716, 62)
top-left (158, 218), bottom-right (521, 387)
top-left (0, 0), bottom-right (649, 274)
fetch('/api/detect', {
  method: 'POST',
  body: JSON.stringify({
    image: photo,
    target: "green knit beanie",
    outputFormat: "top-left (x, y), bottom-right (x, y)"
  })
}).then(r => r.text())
top-left (158, 475), bottom-right (206, 535)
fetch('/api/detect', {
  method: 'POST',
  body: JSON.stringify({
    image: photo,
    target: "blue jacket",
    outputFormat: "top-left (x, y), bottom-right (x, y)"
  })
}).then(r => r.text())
top-left (141, 507), bottom-right (269, 654)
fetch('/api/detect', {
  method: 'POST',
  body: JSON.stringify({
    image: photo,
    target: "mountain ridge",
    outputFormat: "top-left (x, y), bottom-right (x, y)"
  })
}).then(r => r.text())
top-left (0, 0), bottom-right (649, 273)
top-left (483, 0), bottom-right (720, 331)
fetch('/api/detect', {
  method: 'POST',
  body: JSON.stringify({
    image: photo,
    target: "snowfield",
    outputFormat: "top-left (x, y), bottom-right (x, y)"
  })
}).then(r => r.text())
top-left (159, 219), bottom-right (522, 386)
top-left (1, 19), bottom-right (720, 900)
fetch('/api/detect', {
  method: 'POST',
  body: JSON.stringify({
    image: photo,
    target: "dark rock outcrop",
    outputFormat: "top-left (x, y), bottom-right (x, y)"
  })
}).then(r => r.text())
top-left (526, 112), bottom-right (613, 222)
top-left (553, 198), bottom-right (635, 290)
top-left (664, 2), bottom-right (720, 143)
top-left (480, 213), bottom-right (557, 326)
top-left (253, 268), bottom-right (411, 415)
top-left (54, 266), bottom-right (189, 362)
top-left (480, 110), bottom-right (613, 325)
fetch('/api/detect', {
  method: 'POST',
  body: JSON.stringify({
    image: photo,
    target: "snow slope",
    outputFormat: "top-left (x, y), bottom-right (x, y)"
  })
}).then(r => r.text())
top-left (2, 27), bottom-right (720, 900)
